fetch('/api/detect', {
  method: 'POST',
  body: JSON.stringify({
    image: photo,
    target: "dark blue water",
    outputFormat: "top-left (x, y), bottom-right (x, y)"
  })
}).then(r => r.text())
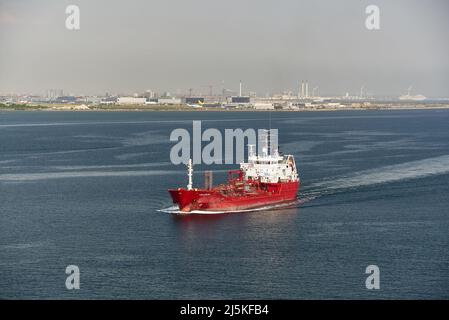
top-left (1, 110), bottom-right (448, 299)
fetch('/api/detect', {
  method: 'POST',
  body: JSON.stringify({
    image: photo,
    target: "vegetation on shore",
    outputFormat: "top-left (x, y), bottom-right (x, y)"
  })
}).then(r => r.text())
top-left (0, 103), bottom-right (48, 110)
top-left (94, 103), bottom-right (196, 111)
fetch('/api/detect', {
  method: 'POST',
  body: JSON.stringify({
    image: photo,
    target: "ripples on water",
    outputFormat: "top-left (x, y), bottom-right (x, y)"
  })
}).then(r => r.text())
top-left (0, 110), bottom-right (449, 299)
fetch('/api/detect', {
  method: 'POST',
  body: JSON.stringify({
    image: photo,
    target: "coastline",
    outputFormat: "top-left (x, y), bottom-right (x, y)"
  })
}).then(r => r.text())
top-left (1, 102), bottom-right (449, 112)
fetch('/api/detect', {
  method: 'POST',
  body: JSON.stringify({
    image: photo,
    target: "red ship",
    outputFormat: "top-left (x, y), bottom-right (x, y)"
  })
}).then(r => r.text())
top-left (168, 133), bottom-right (300, 213)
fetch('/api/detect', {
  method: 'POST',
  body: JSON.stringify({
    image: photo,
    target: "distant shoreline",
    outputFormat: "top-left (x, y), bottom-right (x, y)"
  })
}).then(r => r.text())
top-left (1, 103), bottom-right (449, 112)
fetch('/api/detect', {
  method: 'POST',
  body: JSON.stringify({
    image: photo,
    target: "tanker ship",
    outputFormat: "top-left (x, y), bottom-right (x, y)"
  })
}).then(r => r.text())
top-left (168, 132), bottom-right (300, 213)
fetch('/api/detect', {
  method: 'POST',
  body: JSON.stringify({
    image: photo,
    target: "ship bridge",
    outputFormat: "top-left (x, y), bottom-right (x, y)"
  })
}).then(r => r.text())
top-left (241, 142), bottom-right (298, 184)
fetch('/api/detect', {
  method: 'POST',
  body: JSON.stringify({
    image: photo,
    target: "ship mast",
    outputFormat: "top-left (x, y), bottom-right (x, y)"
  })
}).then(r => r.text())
top-left (260, 129), bottom-right (269, 158)
top-left (187, 159), bottom-right (193, 190)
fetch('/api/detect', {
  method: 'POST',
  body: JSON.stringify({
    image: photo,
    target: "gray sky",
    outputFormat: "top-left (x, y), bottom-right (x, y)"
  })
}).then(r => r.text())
top-left (1, 0), bottom-right (448, 97)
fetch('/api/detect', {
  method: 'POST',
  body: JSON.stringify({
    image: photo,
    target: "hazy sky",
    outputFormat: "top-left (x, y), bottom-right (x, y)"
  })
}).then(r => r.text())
top-left (1, 0), bottom-right (448, 97)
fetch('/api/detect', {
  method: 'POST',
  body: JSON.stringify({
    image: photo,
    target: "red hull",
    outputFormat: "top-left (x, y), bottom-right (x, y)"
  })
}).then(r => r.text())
top-left (169, 180), bottom-right (299, 212)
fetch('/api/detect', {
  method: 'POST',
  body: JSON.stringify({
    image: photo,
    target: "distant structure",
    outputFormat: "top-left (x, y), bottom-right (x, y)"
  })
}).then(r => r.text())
top-left (46, 89), bottom-right (63, 100)
top-left (117, 97), bottom-right (147, 105)
top-left (230, 96), bottom-right (250, 104)
top-left (399, 86), bottom-right (426, 101)
top-left (117, 95), bottom-right (184, 105)
top-left (185, 97), bottom-right (205, 104)
top-left (229, 80), bottom-right (251, 106)
top-left (253, 102), bottom-right (274, 110)
top-left (158, 97), bottom-right (182, 104)
top-left (144, 90), bottom-right (155, 99)
top-left (55, 96), bottom-right (77, 103)
top-left (299, 80), bottom-right (309, 99)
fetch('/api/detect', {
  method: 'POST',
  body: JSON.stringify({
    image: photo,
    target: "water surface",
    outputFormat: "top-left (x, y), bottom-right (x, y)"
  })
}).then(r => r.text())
top-left (1, 110), bottom-right (448, 299)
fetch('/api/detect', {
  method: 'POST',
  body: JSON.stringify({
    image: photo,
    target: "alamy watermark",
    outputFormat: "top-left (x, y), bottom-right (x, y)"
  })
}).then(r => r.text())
top-left (170, 121), bottom-right (278, 165)
top-left (365, 265), bottom-right (380, 290)
top-left (65, 5), bottom-right (80, 30)
top-left (65, 265), bottom-right (80, 290)
top-left (365, 5), bottom-right (380, 30)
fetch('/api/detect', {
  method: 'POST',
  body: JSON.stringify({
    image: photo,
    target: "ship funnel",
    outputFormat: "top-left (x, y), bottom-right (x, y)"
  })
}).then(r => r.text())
top-left (204, 171), bottom-right (213, 190)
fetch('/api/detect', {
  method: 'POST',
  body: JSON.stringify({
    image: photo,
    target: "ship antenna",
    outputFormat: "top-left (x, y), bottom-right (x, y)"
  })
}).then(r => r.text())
top-left (269, 108), bottom-right (272, 131)
top-left (268, 109), bottom-right (272, 155)
top-left (187, 159), bottom-right (193, 190)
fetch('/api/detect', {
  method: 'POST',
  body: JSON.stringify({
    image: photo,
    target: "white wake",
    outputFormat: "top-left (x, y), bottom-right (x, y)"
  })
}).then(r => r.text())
top-left (309, 154), bottom-right (449, 191)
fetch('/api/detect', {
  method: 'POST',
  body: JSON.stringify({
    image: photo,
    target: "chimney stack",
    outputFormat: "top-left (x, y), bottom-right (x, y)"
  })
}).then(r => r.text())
top-left (204, 171), bottom-right (213, 190)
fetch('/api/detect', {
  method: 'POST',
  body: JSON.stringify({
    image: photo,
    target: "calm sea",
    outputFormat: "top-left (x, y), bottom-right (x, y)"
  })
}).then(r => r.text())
top-left (0, 110), bottom-right (448, 299)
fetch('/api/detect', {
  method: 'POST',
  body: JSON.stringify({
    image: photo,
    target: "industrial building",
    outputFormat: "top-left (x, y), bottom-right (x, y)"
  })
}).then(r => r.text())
top-left (253, 102), bottom-right (274, 110)
top-left (46, 89), bottom-right (64, 100)
top-left (230, 96), bottom-right (250, 104)
top-left (117, 97), bottom-right (147, 105)
top-left (158, 97), bottom-right (182, 105)
top-left (185, 97), bottom-right (205, 104)
top-left (226, 80), bottom-right (251, 107)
